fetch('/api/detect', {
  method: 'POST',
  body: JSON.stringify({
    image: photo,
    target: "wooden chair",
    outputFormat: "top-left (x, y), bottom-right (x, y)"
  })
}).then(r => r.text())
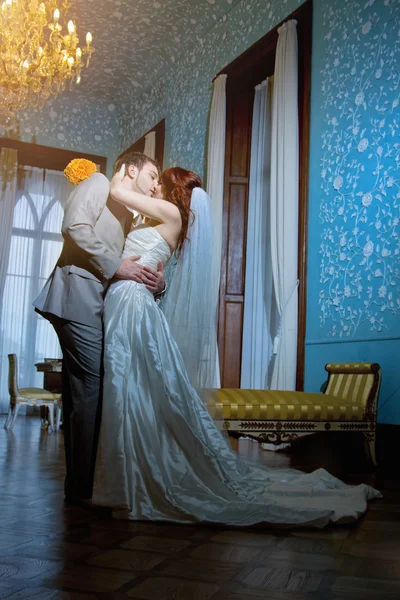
top-left (207, 363), bottom-right (381, 465)
top-left (4, 354), bottom-right (62, 432)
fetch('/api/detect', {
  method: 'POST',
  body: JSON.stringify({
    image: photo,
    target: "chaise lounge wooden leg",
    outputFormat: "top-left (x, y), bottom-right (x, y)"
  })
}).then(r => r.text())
top-left (363, 431), bottom-right (377, 466)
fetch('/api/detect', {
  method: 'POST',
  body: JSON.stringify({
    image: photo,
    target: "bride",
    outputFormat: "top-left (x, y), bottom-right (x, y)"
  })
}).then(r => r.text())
top-left (92, 164), bottom-right (380, 528)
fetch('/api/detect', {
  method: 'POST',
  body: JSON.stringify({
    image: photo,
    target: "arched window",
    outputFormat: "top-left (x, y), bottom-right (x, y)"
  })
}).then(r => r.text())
top-left (0, 166), bottom-right (72, 409)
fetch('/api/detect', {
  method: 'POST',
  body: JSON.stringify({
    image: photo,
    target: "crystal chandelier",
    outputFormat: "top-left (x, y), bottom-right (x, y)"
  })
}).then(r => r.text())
top-left (0, 0), bottom-right (94, 129)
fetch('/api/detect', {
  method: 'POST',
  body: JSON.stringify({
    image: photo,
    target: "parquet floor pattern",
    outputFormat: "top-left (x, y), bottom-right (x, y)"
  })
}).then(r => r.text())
top-left (1, 417), bottom-right (399, 599)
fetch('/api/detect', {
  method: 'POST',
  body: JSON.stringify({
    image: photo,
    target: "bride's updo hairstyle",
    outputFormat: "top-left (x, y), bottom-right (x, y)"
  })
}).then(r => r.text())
top-left (160, 167), bottom-right (202, 255)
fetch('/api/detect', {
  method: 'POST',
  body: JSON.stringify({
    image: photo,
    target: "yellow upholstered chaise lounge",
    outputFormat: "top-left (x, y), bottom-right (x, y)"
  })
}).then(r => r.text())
top-left (207, 362), bottom-right (381, 465)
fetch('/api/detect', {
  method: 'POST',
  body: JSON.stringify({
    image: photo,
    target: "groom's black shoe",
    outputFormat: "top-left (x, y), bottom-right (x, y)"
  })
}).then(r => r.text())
top-left (64, 494), bottom-right (112, 517)
top-left (64, 493), bottom-right (92, 508)
top-left (64, 480), bottom-right (92, 507)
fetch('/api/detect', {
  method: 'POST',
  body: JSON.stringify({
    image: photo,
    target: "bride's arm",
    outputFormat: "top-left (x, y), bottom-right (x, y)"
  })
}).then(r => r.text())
top-left (110, 165), bottom-right (180, 225)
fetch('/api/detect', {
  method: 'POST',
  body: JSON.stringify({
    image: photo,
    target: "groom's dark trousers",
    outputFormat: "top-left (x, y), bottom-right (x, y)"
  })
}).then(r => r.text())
top-left (50, 316), bottom-right (103, 499)
top-left (33, 173), bottom-right (132, 499)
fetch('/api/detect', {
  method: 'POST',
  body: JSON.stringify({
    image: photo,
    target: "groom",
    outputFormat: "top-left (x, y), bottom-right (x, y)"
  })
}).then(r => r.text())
top-left (34, 152), bottom-right (165, 503)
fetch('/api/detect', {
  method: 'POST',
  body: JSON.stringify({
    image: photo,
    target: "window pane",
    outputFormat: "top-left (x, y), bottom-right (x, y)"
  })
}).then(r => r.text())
top-left (40, 239), bottom-right (63, 280)
top-left (0, 167), bottom-right (66, 412)
top-left (35, 316), bottom-right (61, 364)
top-left (1, 275), bottom-right (34, 389)
top-left (7, 236), bottom-right (34, 276)
top-left (43, 200), bottom-right (64, 234)
top-left (12, 195), bottom-right (36, 230)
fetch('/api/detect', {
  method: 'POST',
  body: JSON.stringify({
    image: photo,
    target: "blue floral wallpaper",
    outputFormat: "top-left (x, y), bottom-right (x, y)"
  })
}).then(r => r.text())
top-left (315, 0), bottom-right (400, 339)
top-left (306, 0), bottom-right (400, 423)
top-left (119, 0), bottom-right (304, 176)
top-left (0, 92), bottom-right (120, 176)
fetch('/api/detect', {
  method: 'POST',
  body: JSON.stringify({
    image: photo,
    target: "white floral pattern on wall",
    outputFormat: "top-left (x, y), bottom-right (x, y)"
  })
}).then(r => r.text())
top-left (64, 0), bottom-right (248, 104)
top-left (318, 0), bottom-right (400, 337)
top-left (119, 0), bottom-right (304, 175)
top-left (0, 92), bottom-right (120, 170)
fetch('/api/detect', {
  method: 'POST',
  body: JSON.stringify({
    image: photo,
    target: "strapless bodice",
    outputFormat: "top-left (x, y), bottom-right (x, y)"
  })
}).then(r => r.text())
top-left (121, 226), bottom-right (171, 269)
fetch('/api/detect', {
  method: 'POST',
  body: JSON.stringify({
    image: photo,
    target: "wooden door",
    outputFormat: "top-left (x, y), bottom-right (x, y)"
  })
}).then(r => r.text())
top-left (217, 0), bottom-right (312, 389)
top-left (218, 83), bottom-right (253, 388)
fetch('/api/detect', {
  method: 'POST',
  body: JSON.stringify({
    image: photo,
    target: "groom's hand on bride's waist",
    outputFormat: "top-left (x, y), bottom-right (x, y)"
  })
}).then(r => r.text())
top-left (114, 257), bottom-right (166, 297)
top-left (142, 260), bottom-right (165, 296)
top-left (114, 256), bottom-right (145, 283)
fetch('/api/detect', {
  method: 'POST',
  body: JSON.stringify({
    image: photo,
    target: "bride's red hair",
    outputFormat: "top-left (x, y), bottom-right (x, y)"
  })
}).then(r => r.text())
top-left (160, 167), bottom-right (202, 254)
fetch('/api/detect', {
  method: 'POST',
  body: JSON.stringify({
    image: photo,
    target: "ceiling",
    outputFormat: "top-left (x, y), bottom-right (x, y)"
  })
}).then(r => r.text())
top-left (67, 0), bottom-right (240, 105)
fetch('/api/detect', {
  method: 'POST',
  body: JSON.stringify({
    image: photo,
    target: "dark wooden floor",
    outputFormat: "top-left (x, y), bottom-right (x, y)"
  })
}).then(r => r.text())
top-left (1, 417), bottom-right (400, 599)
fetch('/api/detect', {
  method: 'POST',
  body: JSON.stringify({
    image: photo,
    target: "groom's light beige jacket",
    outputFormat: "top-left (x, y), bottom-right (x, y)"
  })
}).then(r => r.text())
top-left (34, 173), bottom-right (133, 329)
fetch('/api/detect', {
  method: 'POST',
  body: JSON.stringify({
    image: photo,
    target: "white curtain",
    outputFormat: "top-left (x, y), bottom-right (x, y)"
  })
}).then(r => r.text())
top-left (206, 73), bottom-right (227, 388)
top-left (241, 79), bottom-right (277, 389)
top-left (206, 73), bottom-right (227, 286)
top-left (0, 166), bottom-right (73, 413)
top-left (270, 20), bottom-right (299, 391)
top-left (0, 148), bottom-right (18, 308)
top-left (144, 131), bottom-right (156, 160)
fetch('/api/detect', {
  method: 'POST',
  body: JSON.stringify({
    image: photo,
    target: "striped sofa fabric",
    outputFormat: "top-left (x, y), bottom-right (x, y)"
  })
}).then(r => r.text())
top-left (207, 363), bottom-right (381, 465)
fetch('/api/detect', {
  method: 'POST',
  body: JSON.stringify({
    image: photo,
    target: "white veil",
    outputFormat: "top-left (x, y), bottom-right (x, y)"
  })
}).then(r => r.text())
top-left (161, 187), bottom-right (220, 392)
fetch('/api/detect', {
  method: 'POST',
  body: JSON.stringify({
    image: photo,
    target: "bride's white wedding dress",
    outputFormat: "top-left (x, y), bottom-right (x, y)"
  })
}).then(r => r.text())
top-left (92, 226), bottom-right (380, 528)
